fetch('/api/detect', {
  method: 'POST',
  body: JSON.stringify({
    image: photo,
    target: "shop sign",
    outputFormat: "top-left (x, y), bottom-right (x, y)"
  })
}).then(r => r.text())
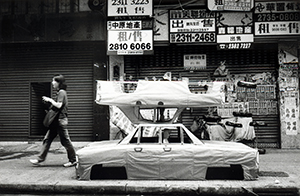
top-left (107, 20), bottom-right (142, 30)
top-left (218, 42), bottom-right (252, 50)
top-left (154, 9), bottom-right (169, 41)
top-left (184, 54), bottom-right (206, 70)
top-left (207, 0), bottom-right (253, 11)
top-left (107, 29), bottom-right (153, 55)
top-left (107, 0), bottom-right (153, 17)
top-left (169, 9), bottom-right (216, 43)
top-left (216, 12), bottom-right (253, 50)
top-left (254, 1), bottom-right (300, 36)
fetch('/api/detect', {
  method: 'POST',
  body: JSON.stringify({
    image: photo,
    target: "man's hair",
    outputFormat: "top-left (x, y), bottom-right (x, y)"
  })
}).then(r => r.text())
top-left (53, 74), bottom-right (67, 90)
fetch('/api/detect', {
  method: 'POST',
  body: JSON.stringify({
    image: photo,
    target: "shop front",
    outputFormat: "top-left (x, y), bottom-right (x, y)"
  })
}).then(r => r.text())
top-left (107, 0), bottom-right (300, 148)
top-left (0, 5), bottom-right (109, 141)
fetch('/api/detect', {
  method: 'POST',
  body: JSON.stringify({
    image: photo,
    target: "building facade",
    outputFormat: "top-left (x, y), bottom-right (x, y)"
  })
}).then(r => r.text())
top-left (0, 0), bottom-right (299, 148)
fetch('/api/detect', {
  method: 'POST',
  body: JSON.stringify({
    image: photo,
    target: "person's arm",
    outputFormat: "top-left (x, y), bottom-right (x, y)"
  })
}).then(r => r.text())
top-left (43, 96), bottom-right (62, 109)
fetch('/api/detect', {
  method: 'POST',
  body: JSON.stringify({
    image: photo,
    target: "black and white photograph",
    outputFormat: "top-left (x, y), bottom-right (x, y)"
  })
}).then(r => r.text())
top-left (0, 0), bottom-right (300, 195)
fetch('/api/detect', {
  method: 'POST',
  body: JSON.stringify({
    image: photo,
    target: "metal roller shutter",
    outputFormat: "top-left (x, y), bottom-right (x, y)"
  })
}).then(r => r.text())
top-left (0, 42), bottom-right (99, 141)
top-left (124, 44), bottom-right (280, 148)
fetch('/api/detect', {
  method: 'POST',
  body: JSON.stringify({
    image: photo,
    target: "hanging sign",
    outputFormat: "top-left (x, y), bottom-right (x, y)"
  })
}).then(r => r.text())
top-left (107, 20), bottom-right (142, 30)
top-left (107, 20), bottom-right (153, 55)
top-left (107, 0), bottom-right (153, 17)
top-left (254, 1), bottom-right (300, 36)
top-left (107, 29), bottom-right (153, 55)
top-left (154, 9), bottom-right (169, 41)
top-left (216, 12), bottom-right (253, 49)
top-left (207, 0), bottom-right (253, 11)
top-left (169, 9), bottom-right (216, 43)
top-left (184, 54), bottom-right (207, 70)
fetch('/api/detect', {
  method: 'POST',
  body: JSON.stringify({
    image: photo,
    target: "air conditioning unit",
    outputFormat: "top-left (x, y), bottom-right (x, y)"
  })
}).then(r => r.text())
top-left (79, 0), bottom-right (105, 12)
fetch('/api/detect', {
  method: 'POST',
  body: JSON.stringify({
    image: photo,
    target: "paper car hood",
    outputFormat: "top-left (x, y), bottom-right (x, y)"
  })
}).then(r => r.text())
top-left (95, 80), bottom-right (225, 107)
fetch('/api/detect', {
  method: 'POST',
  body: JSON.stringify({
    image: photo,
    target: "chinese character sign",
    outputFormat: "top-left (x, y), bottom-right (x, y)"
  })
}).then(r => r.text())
top-left (107, 21), bottom-right (142, 30)
top-left (107, 0), bottom-right (153, 17)
top-left (154, 9), bottom-right (169, 41)
top-left (108, 30), bottom-right (153, 55)
top-left (208, 0), bottom-right (253, 11)
top-left (184, 54), bottom-right (207, 70)
top-left (169, 10), bottom-right (216, 43)
top-left (216, 12), bottom-right (253, 49)
top-left (254, 1), bottom-right (300, 36)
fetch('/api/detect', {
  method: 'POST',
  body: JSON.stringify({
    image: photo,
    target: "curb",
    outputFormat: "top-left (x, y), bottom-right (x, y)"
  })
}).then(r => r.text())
top-left (1, 183), bottom-right (299, 196)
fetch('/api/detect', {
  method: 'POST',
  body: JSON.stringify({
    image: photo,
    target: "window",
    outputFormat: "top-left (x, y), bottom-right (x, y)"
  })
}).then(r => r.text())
top-left (130, 126), bottom-right (159, 144)
top-left (129, 125), bottom-right (192, 144)
top-left (139, 108), bottom-right (178, 122)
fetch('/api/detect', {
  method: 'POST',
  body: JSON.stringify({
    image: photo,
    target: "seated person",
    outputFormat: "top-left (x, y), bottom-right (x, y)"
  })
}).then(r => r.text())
top-left (213, 60), bottom-right (228, 76)
top-left (162, 129), bottom-right (171, 143)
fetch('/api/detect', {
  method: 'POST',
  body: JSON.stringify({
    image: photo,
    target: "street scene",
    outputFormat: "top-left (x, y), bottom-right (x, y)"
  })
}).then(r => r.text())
top-left (0, 0), bottom-right (300, 195)
top-left (0, 141), bottom-right (300, 195)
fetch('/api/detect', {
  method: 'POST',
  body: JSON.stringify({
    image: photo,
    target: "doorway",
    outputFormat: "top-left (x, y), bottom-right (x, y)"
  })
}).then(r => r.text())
top-left (29, 82), bottom-right (51, 138)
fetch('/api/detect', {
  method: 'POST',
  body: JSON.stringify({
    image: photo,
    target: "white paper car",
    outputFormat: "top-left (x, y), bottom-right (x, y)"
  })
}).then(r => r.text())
top-left (76, 123), bottom-right (259, 180)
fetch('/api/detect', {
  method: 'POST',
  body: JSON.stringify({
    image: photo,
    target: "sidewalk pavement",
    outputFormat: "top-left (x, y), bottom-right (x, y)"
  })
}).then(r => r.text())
top-left (0, 141), bottom-right (299, 196)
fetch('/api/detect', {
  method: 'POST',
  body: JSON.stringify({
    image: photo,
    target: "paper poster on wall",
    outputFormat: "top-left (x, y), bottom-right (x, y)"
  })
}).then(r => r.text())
top-left (284, 97), bottom-right (298, 135)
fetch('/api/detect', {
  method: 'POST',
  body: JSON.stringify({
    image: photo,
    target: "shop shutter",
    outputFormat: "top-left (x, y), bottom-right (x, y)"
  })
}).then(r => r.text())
top-left (124, 44), bottom-right (280, 148)
top-left (0, 42), bottom-right (100, 141)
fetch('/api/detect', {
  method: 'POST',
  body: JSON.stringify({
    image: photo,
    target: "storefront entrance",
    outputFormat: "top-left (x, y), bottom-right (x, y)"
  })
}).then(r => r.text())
top-left (29, 82), bottom-right (51, 138)
top-left (122, 43), bottom-right (280, 148)
top-left (0, 42), bottom-right (108, 141)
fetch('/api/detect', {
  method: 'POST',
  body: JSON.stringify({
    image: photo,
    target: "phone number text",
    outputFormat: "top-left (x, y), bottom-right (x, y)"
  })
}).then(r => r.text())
top-left (111, 0), bottom-right (149, 5)
top-left (219, 43), bottom-right (252, 50)
top-left (108, 42), bottom-right (152, 51)
top-left (255, 13), bottom-right (299, 22)
top-left (170, 33), bottom-right (216, 43)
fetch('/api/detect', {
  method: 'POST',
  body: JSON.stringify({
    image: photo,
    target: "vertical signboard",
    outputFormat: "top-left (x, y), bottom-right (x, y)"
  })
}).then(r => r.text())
top-left (216, 12), bottom-right (253, 49)
top-left (107, 0), bottom-right (153, 55)
top-left (154, 9), bottom-right (169, 41)
top-left (107, 21), bottom-right (153, 55)
top-left (169, 9), bottom-right (216, 44)
top-left (254, 1), bottom-right (300, 36)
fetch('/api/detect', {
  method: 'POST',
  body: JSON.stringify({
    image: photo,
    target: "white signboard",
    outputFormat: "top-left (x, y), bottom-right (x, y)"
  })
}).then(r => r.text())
top-left (154, 9), bottom-right (169, 41)
top-left (216, 12), bottom-right (253, 49)
top-left (107, 21), bottom-right (142, 30)
top-left (207, 0), bottom-right (253, 11)
top-left (170, 19), bottom-right (215, 33)
top-left (107, 30), bottom-right (153, 55)
top-left (254, 1), bottom-right (300, 13)
top-left (107, 0), bottom-right (153, 17)
top-left (184, 54), bottom-right (207, 70)
top-left (255, 21), bottom-right (300, 36)
top-left (169, 9), bottom-right (216, 43)
top-left (217, 34), bottom-right (253, 43)
top-left (254, 1), bottom-right (300, 36)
